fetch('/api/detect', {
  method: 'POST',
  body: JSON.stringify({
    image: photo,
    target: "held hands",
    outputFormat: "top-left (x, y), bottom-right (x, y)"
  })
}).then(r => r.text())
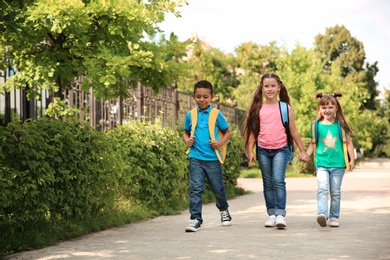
top-left (298, 151), bottom-right (310, 163)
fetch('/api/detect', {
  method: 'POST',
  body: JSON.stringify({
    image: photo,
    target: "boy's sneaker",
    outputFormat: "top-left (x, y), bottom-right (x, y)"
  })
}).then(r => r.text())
top-left (185, 219), bottom-right (201, 232)
top-left (220, 209), bottom-right (232, 226)
top-left (275, 215), bottom-right (286, 228)
top-left (317, 214), bottom-right (327, 227)
top-left (264, 215), bottom-right (276, 227)
top-left (329, 218), bottom-right (340, 227)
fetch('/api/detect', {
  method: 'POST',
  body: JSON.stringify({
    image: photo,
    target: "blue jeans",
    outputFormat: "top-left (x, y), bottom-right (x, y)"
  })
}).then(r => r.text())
top-left (257, 146), bottom-right (289, 216)
top-left (188, 159), bottom-right (229, 223)
top-left (316, 167), bottom-right (345, 219)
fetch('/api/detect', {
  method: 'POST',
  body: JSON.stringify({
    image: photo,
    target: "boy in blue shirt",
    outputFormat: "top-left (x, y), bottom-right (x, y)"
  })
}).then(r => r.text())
top-left (183, 80), bottom-right (232, 232)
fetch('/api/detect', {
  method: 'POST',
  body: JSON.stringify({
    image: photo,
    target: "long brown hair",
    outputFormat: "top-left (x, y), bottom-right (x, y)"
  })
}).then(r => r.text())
top-left (315, 92), bottom-right (354, 135)
top-left (243, 72), bottom-right (292, 151)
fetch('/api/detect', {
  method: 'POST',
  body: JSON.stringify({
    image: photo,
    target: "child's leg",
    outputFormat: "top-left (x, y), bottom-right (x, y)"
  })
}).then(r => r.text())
top-left (189, 159), bottom-right (206, 223)
top-left (329, 168), bottom-right (345, 219)
top-left (205, 160), bottom-right (229, 211)
top-left (316, 167), bottom-right (330, 218)
top-left (257, 147), bottom-right (276, 216)
top-left (270, 147), bottom-right (288, 216)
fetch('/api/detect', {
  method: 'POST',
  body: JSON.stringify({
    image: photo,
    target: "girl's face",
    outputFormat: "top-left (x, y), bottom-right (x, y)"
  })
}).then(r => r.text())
top-left (193, 87), bottom-right (214, 110)
top-left (319, 101), bottom-right (338, 121)
top-left (262, 78), bottom-right (280, 101)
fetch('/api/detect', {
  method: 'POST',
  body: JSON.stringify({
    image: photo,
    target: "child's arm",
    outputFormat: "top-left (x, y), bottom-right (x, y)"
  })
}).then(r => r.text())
top-left (209, 128), bottom-right (231, 150)
top-left (306, 142), bottom-right (314, 157)
top-left (183, 130), bottom-right (195, 148)
top-left (346, 133), bottom-right (355, 171)
top-left (246, 133), bottom-right (256, 166)
top-left (288, 108), bottom-right (310, 162)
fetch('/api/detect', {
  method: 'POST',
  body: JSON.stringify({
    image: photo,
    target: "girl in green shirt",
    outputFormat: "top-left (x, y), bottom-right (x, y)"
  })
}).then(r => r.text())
top-left (306, 92), bottom-right (355, 228)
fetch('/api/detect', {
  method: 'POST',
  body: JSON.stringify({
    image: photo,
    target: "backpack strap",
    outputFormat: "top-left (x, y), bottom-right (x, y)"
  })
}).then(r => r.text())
top-left (186, 107), bottom-right (198, 155)
top-left (310, 120), bottom-right (318, 174)
top-left (279, 101), bottom-right (294, 163)
top-left (339, 121), bottom-right (351, 171)
top-left (278, 101), bottom-right (289, 128)
top-left (209, 108), bottom-right (226, 164)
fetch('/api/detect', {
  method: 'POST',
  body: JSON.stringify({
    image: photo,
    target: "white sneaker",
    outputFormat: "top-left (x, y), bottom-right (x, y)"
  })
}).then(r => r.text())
top-left (329, 218), bottom-right (340, 227)
top-left (185, 219), bottom-right (201, 232)
top-left (317, 214), bottom-right (327, 227)
top-left (275, 215), bottom-right (286, 228)
top-left (264, 215), bottom-right (276, 227)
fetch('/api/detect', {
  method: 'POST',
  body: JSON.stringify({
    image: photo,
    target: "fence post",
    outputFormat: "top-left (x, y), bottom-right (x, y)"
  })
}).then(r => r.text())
top-left (173, 81), bottom-right (178, 126)
top-left (89, 88), bottom-right (96, 129)
top-left (137, 79), bottom-right (143, 121)
top-left (215, 94), bottom-right (220, 109)
top-left (118, 96), bottom-right (123, 125)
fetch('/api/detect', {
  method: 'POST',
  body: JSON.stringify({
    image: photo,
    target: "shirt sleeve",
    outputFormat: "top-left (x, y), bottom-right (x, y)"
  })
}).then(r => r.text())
top-left (217, 111), bottom-right (229, 131)
top-left (183, 111), bottom-right (191, 132)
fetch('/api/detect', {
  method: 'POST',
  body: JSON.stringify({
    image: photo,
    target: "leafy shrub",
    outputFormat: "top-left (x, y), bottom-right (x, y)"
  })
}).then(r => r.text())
top-left (106, 120), bottom-right (189, 214)
top-left (222, 125), bottom-right (246, 197)
top-left (0, 118), bottom-right (118, 234)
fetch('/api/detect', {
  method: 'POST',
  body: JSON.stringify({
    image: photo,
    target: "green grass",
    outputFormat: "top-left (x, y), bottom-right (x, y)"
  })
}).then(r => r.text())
top-left (239, 165), bottom-right (314, 178)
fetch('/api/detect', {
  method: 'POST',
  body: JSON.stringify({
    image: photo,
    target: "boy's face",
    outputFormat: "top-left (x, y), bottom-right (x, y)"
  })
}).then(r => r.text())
top-left (193, 88), bottom-right (214, 110)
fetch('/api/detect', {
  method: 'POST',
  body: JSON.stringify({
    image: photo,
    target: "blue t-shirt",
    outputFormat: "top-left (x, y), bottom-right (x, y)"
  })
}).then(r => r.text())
top-left (184, 105), bottom-right (229, 161)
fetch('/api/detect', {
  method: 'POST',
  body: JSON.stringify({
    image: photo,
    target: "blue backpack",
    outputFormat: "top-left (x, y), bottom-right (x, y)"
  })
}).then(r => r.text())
top-left (279, 101), bottom-right (294, 163)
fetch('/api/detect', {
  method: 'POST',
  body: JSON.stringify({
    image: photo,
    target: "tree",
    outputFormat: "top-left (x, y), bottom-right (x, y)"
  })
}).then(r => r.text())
top-left (175, 35), bottom-right (239, 101)
top-left (232, 41), bottom-right (286, 110)
top-left (313, 25), bottom-right (379, 110)
top-left (0, 0), bottom-right (187, 100)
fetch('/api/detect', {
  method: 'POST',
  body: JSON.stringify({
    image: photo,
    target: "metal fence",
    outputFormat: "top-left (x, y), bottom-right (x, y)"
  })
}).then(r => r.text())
top-left (1, 68), bottom-right (246, 132)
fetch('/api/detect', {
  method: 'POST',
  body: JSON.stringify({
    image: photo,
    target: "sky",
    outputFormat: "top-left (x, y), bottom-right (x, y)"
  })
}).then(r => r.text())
top-left (159, 0), bottom-right (390, 96)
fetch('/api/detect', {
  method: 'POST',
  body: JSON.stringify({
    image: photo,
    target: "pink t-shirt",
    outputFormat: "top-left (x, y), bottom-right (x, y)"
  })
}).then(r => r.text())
top-left (257, 103), bottom-right (290, 149)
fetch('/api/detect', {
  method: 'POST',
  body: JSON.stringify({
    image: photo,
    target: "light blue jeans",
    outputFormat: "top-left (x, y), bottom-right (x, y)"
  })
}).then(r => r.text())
top-left (316, 167), bottom-right (345, 219)
top-left (188, 159), bottom-right (229, 224)
top-left (257, 146), bottom-right (289, 216)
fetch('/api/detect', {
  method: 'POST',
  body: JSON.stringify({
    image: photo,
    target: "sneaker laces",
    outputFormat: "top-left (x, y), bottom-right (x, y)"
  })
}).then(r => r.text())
top-left (189, 219), bottom-right (199, 226)
top-left (221, 210), bottom-right (230, 221)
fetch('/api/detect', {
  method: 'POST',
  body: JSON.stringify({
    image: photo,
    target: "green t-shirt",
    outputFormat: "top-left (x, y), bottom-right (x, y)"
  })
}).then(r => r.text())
top-left (315, 122), bottom-right (345, 168)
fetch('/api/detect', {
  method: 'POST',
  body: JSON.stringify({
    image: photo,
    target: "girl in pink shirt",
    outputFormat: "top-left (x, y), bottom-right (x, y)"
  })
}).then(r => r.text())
top-left (243, 72), bottom-right (309, 228)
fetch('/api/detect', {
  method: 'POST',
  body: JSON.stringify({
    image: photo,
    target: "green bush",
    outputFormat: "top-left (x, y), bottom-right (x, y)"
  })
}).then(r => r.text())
top-left (291, 137), bottom-right (315, 175)
top-left (106, 120), bottom-right (189, 214)
top-left (0, 118), bottom-right (246, 257)
top-left (222, 125), bottom-right (246, 197)
top-left (0, 118), bottom-right (119, 254)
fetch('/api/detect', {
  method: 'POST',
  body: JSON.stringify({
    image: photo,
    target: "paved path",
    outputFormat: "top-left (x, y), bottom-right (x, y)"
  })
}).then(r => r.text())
top-left (7, 165), bottom-right (390, 260)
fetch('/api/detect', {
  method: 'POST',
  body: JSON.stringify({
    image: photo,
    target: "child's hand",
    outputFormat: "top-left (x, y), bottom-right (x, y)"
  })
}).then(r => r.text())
top-left (186, 136), bottom-right (195, 147)
top-left (247, 153), bottom-right (255, 166)
top-left (348, 161), bottom-right (355, 171)
top-left (299, 152), bottom-right (310, 162)
top-left (209, 139), bottom-right (221, 150)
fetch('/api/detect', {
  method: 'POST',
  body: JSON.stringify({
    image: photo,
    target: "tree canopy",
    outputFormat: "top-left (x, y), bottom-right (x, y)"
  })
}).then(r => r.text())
top-left (1, 4), bottom-right (388, 157)
top-left (0, 0), bottom-right (187, 99)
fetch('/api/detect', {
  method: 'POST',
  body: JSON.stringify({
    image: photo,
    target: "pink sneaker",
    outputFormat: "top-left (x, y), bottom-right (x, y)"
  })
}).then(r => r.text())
top-left (330, 218), bottom-right (340, 227)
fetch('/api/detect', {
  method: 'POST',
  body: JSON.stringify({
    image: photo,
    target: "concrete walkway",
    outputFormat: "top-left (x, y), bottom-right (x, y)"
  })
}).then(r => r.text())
top-left (7, 162), bottom-right (390, 260)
